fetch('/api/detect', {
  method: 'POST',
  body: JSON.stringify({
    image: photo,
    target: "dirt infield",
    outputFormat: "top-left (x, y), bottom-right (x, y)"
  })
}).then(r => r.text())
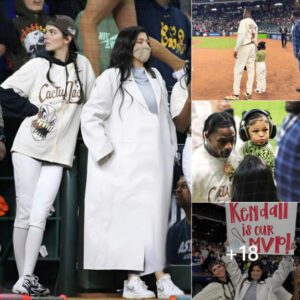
top-left (192, 37), bottom-right (300, 100)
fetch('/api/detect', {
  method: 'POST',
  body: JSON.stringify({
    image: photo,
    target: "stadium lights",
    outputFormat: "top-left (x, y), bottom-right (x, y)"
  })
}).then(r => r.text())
top-left (211, 8), bottom-right (217, 11)
top-left (274, 2), bottom-right (283, 5)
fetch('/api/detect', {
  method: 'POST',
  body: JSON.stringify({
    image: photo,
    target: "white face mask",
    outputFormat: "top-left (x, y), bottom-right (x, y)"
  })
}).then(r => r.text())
top-left (133, 44), bottom-right (151, 63)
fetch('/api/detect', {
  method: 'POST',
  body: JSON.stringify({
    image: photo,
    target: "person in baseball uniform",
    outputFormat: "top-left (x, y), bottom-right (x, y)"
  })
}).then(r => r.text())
top-left (225, 9), bottom-right (258, 100)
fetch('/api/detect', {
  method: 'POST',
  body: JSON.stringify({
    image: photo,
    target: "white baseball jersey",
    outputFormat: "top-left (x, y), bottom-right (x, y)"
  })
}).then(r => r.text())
top-left (192, 145), bottom-right (240, 203)
top-left (235, 17), bottom-right (258, 51)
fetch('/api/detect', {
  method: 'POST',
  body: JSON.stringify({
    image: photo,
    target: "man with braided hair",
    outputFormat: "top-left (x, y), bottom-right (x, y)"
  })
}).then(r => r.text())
top-left (192, 112), bottom-right (240, 203)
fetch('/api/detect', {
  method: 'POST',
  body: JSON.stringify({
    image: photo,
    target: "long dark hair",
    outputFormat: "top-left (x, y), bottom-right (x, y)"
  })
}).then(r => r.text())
top-left (109, 26), bottom-right (156, 109)
top-left (180, 59), bottom-right (191, 89)
top-left (239, 260), bottom-right (268, 294)
top-left (231, 155), bottom-right (278, 202)
top-left (247, 260), bottom-right (268, 281)
top-left (209, 261), bottom-right (235, 300)
top-left (46, 33), bottom-right (85, 104)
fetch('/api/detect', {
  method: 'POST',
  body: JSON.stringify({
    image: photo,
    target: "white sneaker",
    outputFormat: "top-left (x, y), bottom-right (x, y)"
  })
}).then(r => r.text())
top-left (255, 89), bottom-right (262, 94)
top-left (123, 276), bottom-right (156, 299)
top-left (12, 275), bottom-right (33, 295)
top-left (156, 274), bottom-right (184, 299)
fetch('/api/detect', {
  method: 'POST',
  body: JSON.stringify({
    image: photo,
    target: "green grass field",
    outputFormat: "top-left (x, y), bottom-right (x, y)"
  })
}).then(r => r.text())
top-left (193, 36), bottom-right (269, 49)
top-left (193, 37), bottom-right (236, 49)
top-left (233, 101), bottom-right (287, 148)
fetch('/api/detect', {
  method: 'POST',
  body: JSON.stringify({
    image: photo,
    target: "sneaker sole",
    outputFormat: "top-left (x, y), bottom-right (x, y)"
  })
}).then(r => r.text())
top-left (157, 293), bottom-right (184, 299)
top-left (30, 291), bottom-right (51, 297)
top-left (123, 293), bottom-right (156, 299)
top-left (12, 289), bottom-right (30, 295)
top-left (224, 97), bottom-right (240, 101)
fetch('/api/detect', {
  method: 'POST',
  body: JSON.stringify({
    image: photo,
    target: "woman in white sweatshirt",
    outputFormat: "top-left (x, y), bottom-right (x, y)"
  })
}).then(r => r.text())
top-left (0, 15), bottom-right (95, 296)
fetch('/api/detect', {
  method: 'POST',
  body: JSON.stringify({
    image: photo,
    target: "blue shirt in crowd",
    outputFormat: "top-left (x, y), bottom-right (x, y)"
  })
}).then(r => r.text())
top-left (275, 115), bottom-right (300, 202)
top-left (135, 0), bottom-right (191, 92)
top-left (292, 19), bottom-right (300, 65)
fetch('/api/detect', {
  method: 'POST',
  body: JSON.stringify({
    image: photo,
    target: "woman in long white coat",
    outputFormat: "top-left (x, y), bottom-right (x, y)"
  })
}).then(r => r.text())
top-left (81, 26), bottom-right (184, 299)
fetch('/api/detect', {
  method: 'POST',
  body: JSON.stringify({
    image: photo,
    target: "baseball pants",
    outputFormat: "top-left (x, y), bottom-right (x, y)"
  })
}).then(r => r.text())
top-left (233, 44), bottom-right (256, 95)
top-left (256, 61), bottom-right (267, 93)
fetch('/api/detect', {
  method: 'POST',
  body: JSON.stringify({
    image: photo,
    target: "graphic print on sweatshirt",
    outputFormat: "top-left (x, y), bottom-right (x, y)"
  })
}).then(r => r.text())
top-left (31, 104), bottom-right (57, 141)
top-left (38, 80), bottom-right (81, 104)
top-left (30, 78), bottom-right (81, 141)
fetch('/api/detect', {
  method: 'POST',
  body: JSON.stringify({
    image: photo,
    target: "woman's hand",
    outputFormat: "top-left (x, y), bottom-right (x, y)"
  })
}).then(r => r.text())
top-left (291, 241), bottom-right (297, 251)
top-left (0, 44), bottom-right (6, 57)
top-left (0, 141), bottom-right (6, 160)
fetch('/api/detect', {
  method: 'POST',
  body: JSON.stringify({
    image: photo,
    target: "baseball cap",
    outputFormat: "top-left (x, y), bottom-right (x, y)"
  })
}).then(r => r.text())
top-left (47, 15), bottom-right (79, 51)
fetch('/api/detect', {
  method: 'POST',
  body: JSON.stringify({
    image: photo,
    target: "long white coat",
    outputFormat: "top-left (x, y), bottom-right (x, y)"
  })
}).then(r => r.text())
top-left (81, 67), bottom-right (177, 275)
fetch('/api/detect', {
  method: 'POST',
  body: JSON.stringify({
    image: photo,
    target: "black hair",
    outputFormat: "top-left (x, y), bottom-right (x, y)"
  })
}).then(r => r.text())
top-left (257, 41), bottom-right (266, 51)
top-left (203, 112), bottom-right (236, 139)
top-left (231, 155), bottom-right (278, 202)
top-left (247, 260), bottom-right (268, 282)
top-left (209, 260), bottom-right (225, 273)
top-left (292, 10), bottom-right (300, 18)
top-left (209, 260), bottom-right (235, 299)
top-left (244, 8), bottom-right (252, 16)
top-left (285, 101), bottom-right (300, 114)
top-left (243, 111), bottom-right (271, 136)
top-left (243, 111), bottom-right (269, 127)
top-left (46, 33), bottom-right (85, 104)
top-left (180, 60), bottom-right (191, 89)
top-left (109, 26), bottom-right (156, 114)
top-left (239, 260), bottom-right (268, 294)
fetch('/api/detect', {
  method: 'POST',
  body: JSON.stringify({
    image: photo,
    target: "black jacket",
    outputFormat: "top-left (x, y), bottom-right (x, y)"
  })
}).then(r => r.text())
top-left (11, 0), bottom-right (50, 71)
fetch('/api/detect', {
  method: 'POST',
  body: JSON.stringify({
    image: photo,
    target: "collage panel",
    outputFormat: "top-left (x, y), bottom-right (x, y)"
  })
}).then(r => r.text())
top-left (191, 0), bottom-right (300, 299)
top-left (192, 100), bottom-right (300, 203)
top-left (192, 0), bottom-right (300, 100)
top-left (192, 203), bottom-right (300, 300)
top-left (0, 0), bottom-right (192, 299)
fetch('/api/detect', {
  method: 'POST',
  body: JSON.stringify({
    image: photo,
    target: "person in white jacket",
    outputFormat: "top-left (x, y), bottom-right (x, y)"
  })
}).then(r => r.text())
top-left (193, 260), bottom-right (235, 300)
top-left (0, 15), bottom-right (95, 296)
top-left (192, 112), bottom-right (240, 202)
top-left (170, 60), bottom-right (191, 191)
top-left (81, 26), bottom-right (183, 299)
top-left (222, 254), bottom-right (294, 300)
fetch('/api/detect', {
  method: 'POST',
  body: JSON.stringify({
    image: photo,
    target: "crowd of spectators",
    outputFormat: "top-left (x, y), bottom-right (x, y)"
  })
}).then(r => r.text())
top-left (193, 1), bottom-right (293, 35)
top-left (192, 239), bottom-right (285, 276)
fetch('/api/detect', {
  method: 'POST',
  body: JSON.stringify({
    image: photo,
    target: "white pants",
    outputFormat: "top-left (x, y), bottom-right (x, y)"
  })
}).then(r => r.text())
top-left (233, 44), bottom-right (256, 95)
top-left (12, 152), bottom-right (63, 230)
top-left (256, 61), bottom-right (267, 92)
top-left (182, 135), bottom-right (191, 192)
